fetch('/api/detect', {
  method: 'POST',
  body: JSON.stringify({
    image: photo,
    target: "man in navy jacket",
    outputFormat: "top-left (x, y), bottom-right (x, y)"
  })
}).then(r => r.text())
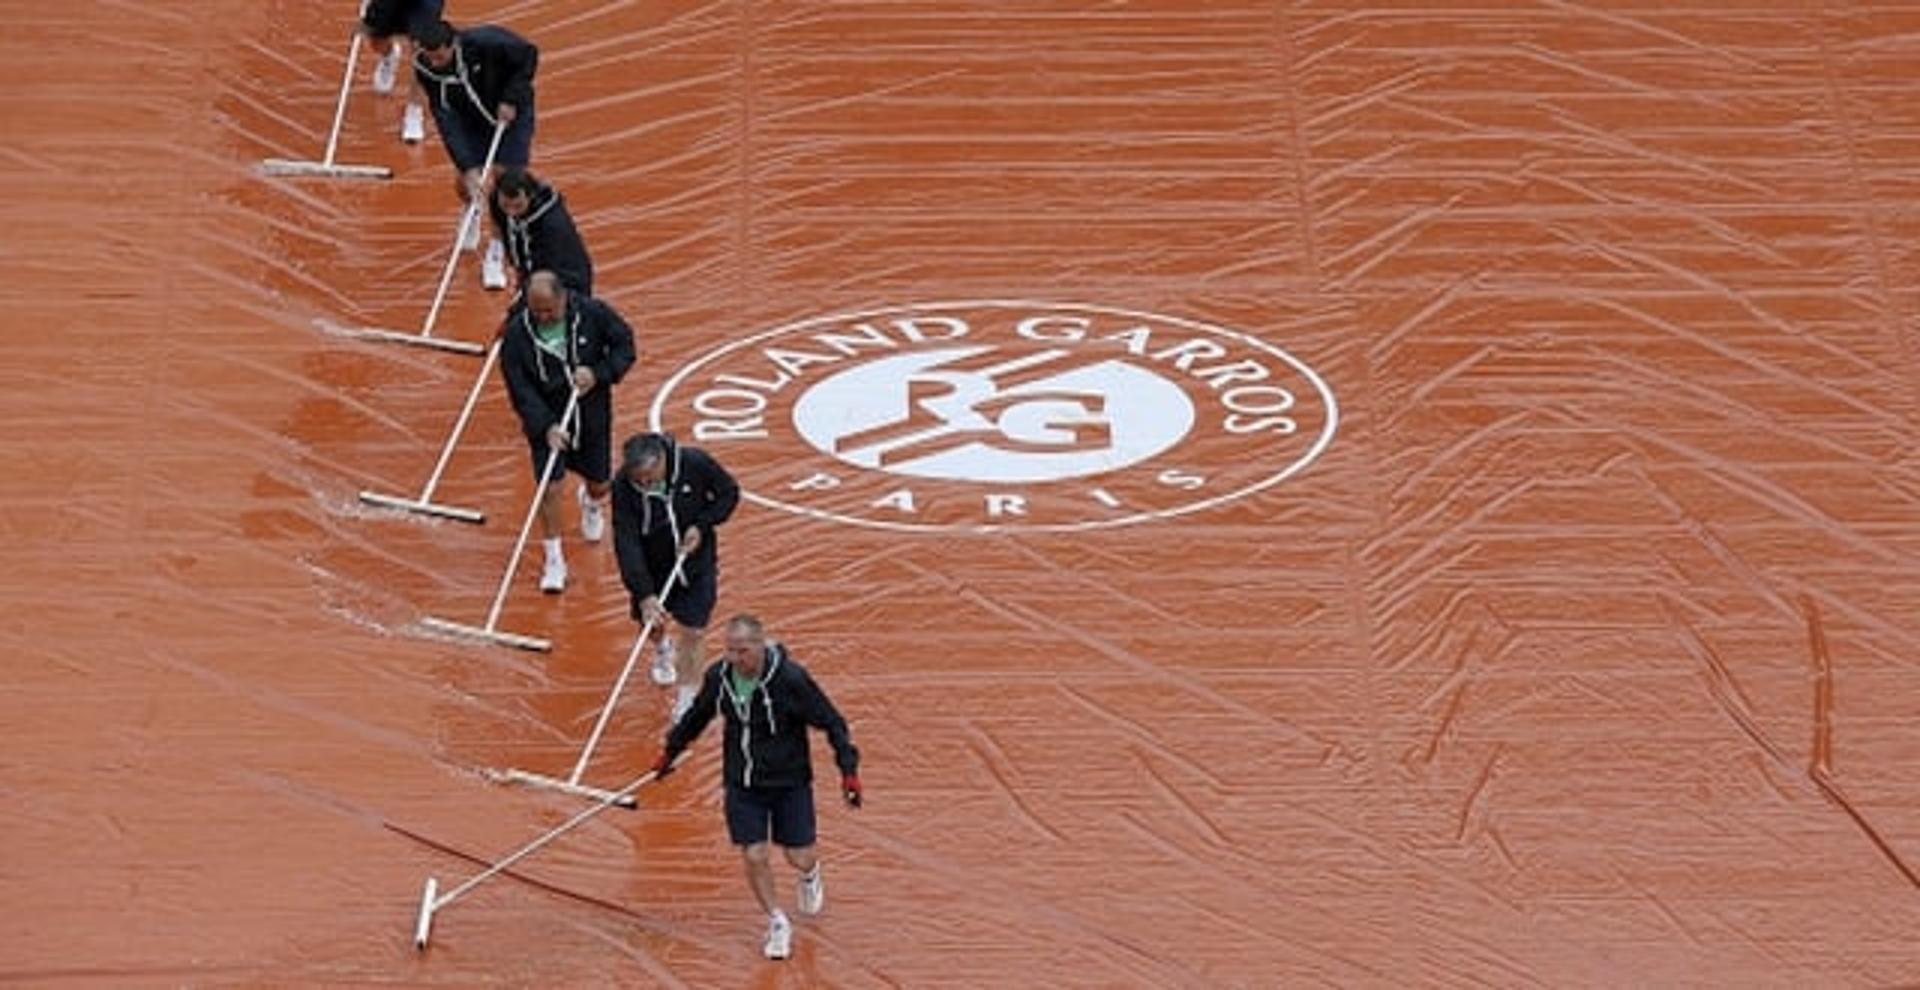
top-left (652, 614), bottom-right (862, 960)
top-left (409, 18), bottom-right (538, 279)
top-left (499, 272), bottom-right (635, 592)
top-left (613, 431), bottom-right (739, 718)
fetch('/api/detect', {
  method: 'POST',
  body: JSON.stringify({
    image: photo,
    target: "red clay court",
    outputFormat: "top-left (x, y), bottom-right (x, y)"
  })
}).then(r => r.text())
top-left (5, 1), bottom-right (1919, 986)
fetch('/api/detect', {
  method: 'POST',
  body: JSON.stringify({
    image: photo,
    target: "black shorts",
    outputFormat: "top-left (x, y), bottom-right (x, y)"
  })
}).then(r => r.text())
top-left (667, 563), bottom-right (717, 628)
top-left (725, 783), bottom-right (816, 848)
top-left (629, 559), bottom-right (716, 629)
top-left (526, 395), bottom-right (610, 484)
top-left (433, 102), bottom-right (535, 172)
top-left (362, 0), bottom-right (444, 39)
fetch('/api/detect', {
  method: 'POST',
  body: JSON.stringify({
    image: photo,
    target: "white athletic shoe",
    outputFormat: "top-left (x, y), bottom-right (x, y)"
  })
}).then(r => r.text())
top-left (481, 238), bottom-right (508, 291)
top-left (400, 103), bottom-right (425, 143)
top-left (650, 638), bottom-right (677, 685)
top-left (372, 46), bottom-right (399, 94)
top-left (670, 686), bottom-right (695, 724)
top-left (797, 867), bottom-right (824, 916)
top-left (578, 485), bottom-right (606, 541)
top-left (540, 554), bottom-right (567, 594)
top-left (763, 911), bottom-right (792, 960)
top-left (459, 209), bottom-right (481, 252)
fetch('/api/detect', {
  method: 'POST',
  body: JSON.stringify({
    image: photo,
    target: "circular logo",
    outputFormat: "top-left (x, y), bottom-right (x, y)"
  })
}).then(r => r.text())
top-left (648, 301), bottom-right (1338, 532)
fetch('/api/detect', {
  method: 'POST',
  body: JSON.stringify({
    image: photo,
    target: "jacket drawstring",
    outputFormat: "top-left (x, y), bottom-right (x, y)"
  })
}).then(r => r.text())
top-left (507, 191), bottom-right (558, 271)
top-left (640, 439), bottom-right (684, 543)
top-left (419, 44), bottom-right (497, 127)
top-left (520, 305), bottom-right (580, 389)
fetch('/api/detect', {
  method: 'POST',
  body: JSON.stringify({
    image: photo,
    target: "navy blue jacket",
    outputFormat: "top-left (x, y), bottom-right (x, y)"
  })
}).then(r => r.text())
top-left (612, 434), bottom-right (738, 600)
top-left (412, 24), bottom-right (537, 141)
top-left (488, 180), bottom-right (593, 295)
top-left (498, 294), bottom-right (634, 439)
top-left (664, 642), bottom-right (859, 791)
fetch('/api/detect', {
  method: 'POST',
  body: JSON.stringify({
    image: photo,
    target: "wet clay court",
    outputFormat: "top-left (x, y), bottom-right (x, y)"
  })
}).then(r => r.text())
top-left (5, 1), bottom-right (1920, 986)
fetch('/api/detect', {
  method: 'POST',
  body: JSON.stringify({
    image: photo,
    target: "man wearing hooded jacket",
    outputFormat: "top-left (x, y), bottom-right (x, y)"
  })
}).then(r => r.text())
top-left (651, 613), bottom-right (862, 961)
top-left (487, 167), bottom-right (593, 296)
top-left (612, 431), bottom-right (739, 721)
top-left (500, 272), bottom-right (635, 593)
top-left (409, 18), bottom-right (537, 282)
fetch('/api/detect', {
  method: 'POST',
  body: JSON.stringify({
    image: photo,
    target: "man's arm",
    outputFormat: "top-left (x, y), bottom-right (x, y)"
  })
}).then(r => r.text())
top-left (490, 27), bottom-right (539, 113)
top-left (792, 664), bottom-right (859, 777)
top-left (687, 447), bottom-right (741, 527)
top-left (590, 300), bottom-right (637, 389)
top-left (661, 664), bottom-right (720, 758)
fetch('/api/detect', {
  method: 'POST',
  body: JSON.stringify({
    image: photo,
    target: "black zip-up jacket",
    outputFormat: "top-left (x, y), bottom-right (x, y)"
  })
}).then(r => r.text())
top-left (487, 181), bottom-right (593, 295)
top-left (412, 25), bottom-right (538, 129)
top-left (498, 294), bottom-right (635, 439)
top-left (612, 434), bottom-right (739, 599)
top-left (663, 642), bottom-right (859, 791)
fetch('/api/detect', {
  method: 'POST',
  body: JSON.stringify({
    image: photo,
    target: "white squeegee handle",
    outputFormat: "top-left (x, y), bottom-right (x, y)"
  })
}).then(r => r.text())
top-left (418, 121), bottom-right (509, 342)
top-left (479, 389), bottom-right (580, 632)
top-left (567, 554), bottom-right (688, 784)
top-left (433, 765), bottom-right (668, 913)
top-left (320, 26), bottom-right (365, 167)
top-left (417, 337), bottom-right (504, 503)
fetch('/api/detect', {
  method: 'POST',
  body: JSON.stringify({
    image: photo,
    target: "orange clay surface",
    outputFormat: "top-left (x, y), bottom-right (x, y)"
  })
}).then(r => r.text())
top-left (4, 2), bottom-right (1920, 986)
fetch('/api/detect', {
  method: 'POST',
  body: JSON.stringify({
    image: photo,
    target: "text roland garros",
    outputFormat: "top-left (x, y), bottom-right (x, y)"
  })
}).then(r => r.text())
top-left (647, 300), bottom-right (1338, 533)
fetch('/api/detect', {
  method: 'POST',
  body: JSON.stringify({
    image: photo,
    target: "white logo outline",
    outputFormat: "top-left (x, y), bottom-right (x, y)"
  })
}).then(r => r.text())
top-left (646, 299), bottom-right (1340, 534)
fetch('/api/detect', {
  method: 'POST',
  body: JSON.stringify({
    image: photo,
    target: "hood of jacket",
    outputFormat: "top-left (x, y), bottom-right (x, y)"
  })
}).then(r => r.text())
top-left (414, 41), bottom-right (495, 125)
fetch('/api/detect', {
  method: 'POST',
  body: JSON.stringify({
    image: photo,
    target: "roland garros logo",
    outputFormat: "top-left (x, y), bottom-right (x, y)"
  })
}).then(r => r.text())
top-left (647, 301), bottom-right (1338, 532)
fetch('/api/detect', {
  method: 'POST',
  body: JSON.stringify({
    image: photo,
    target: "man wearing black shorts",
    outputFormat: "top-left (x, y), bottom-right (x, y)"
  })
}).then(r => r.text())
top-left (651, 613), bottom-right (862, 960)
top-left (408, 18), bottom-right (537, 276)
top-left (612, 432), bottom-right (739, 720)
top-left (357, 0), bottom-right (441, 143)
top-left (499, 272), bottom-right (635, 593)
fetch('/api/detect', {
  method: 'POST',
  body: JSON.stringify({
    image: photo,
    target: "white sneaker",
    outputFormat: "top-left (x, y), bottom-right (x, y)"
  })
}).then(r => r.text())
top-left (400, 103), bottom-right (425, 143)
top-left (649, 638), bottom-right (677, 685)
top-left (670, 686), bottom-right (695, 724)
top-left (481, 238), bottom-right (508, 291)
top-left (797, 867), bottom-right (824, 916)
top-left (763, 911), bottom-right (792, 960)
top-left (459, 208), bottom-right (481, 252)
top-left (372, 46), bottom-right (399, 94)
top-left (540, 554), bottom-right (567, 594)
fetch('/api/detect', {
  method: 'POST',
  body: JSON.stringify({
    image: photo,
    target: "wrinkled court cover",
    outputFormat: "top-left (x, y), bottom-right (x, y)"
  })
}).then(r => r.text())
top-left (3, 2), bottom-right (1918, 987)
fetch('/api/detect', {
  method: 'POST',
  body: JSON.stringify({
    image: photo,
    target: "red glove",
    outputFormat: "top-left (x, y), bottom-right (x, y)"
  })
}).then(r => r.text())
top-left (651, 752), bottom-right (676, 778)
top-left (841, 774), bottom-right (862, 809)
